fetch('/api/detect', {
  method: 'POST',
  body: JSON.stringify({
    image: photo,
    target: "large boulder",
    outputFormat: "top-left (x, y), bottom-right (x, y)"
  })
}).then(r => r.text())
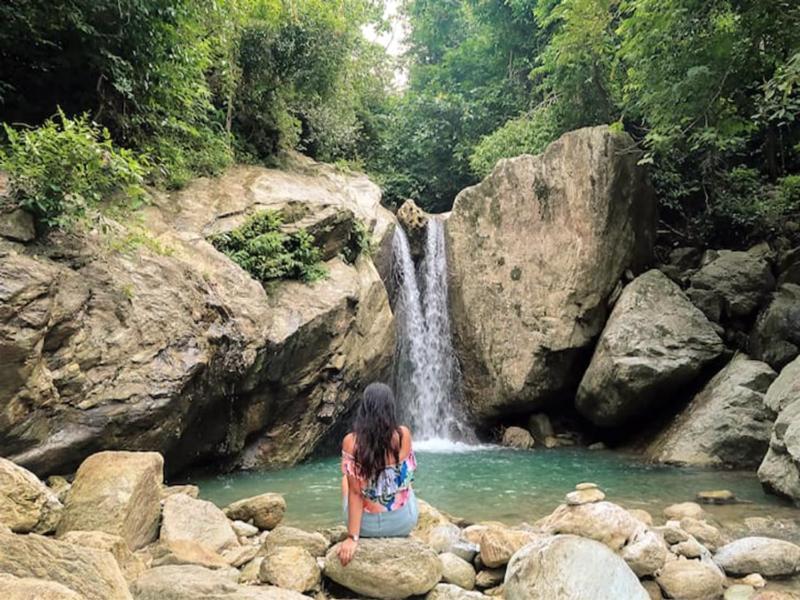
top-left (129, 565), bottom-right (307, 600)
top-left (261, 525), bottom-right (328, 556)
top-left (160, 493), bottom-right (239, 553)
top-left (751, 283), bottom-right (800, 370)
top-left (537, 501), bottom-right (644, 552)
top-left (258, 546), bottom-right (320, 592)
top-left (714, 537), bottom-right (800, 577)
top-left (647, 354), bottom-right (776, 468)
top-left (0, 573), bottom-right (83, 600)
top-left (324, 537), bottom-right (442, 599)
top-left (57, 451), bottom-right (162, 550)
top-left (687, 249), bottom-right (775, 322)
top-left (504, 535), bottom-right (649, 600)
top-left (0, 159), bottom-right (395, 477)
top-left (0, 528), bottom-right (131, 600)
top-left (765, 355), bottom-right (800, 414)
top-left (577, 269), bottom-right (725, 427)
top-left (396, 199), bottom-right (430, 260)
top-left (0, 456), bottom-right (62, 533)
top-left (224, 493), bottom-right (285, 530)
top-left (446, 125), bottom-right (656, 419)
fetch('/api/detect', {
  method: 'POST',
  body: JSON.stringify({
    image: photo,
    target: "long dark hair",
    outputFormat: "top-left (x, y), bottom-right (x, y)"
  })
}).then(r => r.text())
top-left (353, 382), bottom-right (400, 482)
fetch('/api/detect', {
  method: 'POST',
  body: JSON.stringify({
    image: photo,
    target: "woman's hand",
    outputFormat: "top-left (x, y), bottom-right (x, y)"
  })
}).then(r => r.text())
top-left (338, 537), bottom-right (358, 566)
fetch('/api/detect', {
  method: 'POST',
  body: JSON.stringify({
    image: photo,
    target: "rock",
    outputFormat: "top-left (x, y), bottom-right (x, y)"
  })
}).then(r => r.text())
top-left (231, 520), bottom-right (259, 538)
top-left (238, 557), bottom-right (263, 584)
top-left (224, 493), bottom-right (285, 530)
top-left (538, 501), bottom-right (643, 551)
top-left (0, 456), bottom-right (63, 533)
top-left (411, 499), bottom-right (453, 546)
top-left (57, 451), bottom-right (162, 550)
top-left (60, 530), bottom-right (147, 582)
top-left (259, 546), bottom-right (320, 593)
top-left (754, 592), bottom-right (800, 600)
top-left (621, 528), bottom-right (668, 577)
top-left (726, 585), bottom-right (757, 600)
top-left (47, 476), bottom-right (72, 502)
top-left (150, 539), bottom-right (230, 569)
top-left (504, 534), bottom-right (649, 600)
top-left (714, 537), bottom-right (800, 577)
top-left (323, 538), bottom-right (442, 599)
top-left (680, 517), bottom-right (725, 552)
top-left (577, 269), bottom-right (724, 427)
top-left (565, 488), bottom-right (605, 505)
top-left (396, 199), bottom-right (429, 260)
top-left (261, 525), bottom-right (329, 557)
top-left (687, 249), bottom-right (775, 321)
top-left (450, 539), bottom-right (480, 563)
top-left (657, 523), bottom-right (691, 545)
top-left (655, 556), bottom-right (725, 600)
top-left (446, 126), bottom-right (656, 420)
top-left (161, 484), bottom-right (199, 500)
top-left (697, 490), bottom-right (737, 504)
top-left (0, 573), bottom-right (83, 600)
top-left (664, 502), bottom-right (707, 521)
top-left (222, 544), bottom-right (259, 568)
top-left (439, 552), bottom-right (476, 590)
top-left (0, 528), bottom-right (131, 600)
top-left (642, 578), bottom-right (664, 600)
top-left (575, 482), bottom-right (598, 490)
top-left (479, 525), bottom-right (541, 568)
top-left (425, 523), bottom-right (462, 553)
top-left (0, 161), bottom-right (395, 478)
top-left (501, 427), bottom-right (534, 449)
top-left (527, 413), bottom-right (554, 441)
top-left (764, 356), bottom-right (800, 414)
top-left (426, 583), bottom-right (486, 600)
top-left (672, 538), bottom-right (706, 559)
top-left (751, 284), bottom-right (800, 370)
top-left (647, 354), bottom-right (776, 468)
top-left (742, 573), bottom-right (767, 588)
top-left (758, 386), bottom-right (800, 502)
top-left (0, 208), bottom-right (36, 242)
top-left (588, 441), bottom-right (607, 450)
top-left (629, 509), bottom-right (654, 526)
top-left (475, 567), bottom-right (504, 589)
top-left (161, 493), bottom-right (239, 553)
top-left (129, 564), bottom-right (307, 599)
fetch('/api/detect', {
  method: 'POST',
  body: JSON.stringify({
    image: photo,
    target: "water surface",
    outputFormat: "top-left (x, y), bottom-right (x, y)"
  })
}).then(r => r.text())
top-left (192, 446), bottom-right (798, 530)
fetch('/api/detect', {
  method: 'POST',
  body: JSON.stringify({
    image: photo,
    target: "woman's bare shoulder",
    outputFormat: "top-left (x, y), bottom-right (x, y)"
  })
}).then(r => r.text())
top-left (342, 432), bottom-right (355, 453)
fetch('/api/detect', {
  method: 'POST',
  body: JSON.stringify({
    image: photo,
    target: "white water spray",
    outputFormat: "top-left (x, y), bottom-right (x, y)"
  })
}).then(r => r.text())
top-left (391, 220), bottom-right (473, 445)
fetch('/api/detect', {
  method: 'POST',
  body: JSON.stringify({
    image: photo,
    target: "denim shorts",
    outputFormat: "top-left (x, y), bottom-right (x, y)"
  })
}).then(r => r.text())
top-left (343, 490), bottom-right (419, 537)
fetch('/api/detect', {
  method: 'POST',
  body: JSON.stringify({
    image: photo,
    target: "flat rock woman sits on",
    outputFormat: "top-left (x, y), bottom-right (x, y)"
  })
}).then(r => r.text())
top-left (338, 382), bottom-right (418, 565)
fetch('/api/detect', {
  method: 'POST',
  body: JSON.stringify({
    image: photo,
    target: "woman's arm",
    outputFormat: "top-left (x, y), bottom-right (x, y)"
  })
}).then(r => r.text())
top-left (339, 435), bottom-right (362, 566)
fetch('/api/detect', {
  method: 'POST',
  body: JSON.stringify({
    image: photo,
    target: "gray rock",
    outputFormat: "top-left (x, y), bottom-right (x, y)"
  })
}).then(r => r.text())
top-left (0, 208), bottom-right (35, 242)
top-left (527, 413), bottom-right (554, 441)
top-left (0, 573), bottom-right (83, 600)
top-left (714, 536), bottom-right (800, 577)
top-left (258, 546), bottom-right (320, 593)
top-left (751, 283), bottom-right (800, 370)
top-left (425, 584), bottom-right (486, 600)
top-left (765, 356), bottom-right (800, 414)
top-left (504, 535), bottom-right (649, 600)
top-left (262, 525), bottom-right (328, 557)
top-left (160, 493), bottom-right (239, 553)
top-left (323, 538), bottom-right (442, 599)
top-left (647, 354), bottom-right (776, 468)
top-left (0, 160), bottom-right (395, 478)
top-left (577, 269), bottom-right (724, 427)
top-left (501, 427), bottom-right (534, 449)
top-left (224, 493), bottom-right (286, 531)
top-left (655, 556), bottom-right (725, 600)
top-left (687, 249), bottom-right (775, 321)
top-left (446, 125), bottom-right (656, 420)
top-left (758, 362), bottom-right (800, 502)
top-left (439, 552), bottom-right (476, 590)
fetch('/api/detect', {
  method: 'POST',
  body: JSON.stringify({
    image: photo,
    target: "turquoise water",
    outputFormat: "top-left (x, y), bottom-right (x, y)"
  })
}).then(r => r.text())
top-left (192, 447), bottom-right (795, 530)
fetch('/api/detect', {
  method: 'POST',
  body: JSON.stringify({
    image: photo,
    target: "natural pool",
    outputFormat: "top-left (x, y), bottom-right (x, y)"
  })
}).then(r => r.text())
top-left (192, 444), bottom-right (798, 531)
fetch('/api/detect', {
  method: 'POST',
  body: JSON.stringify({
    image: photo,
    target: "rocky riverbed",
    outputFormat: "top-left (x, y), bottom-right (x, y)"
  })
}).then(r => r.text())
top-left (2, 450), bottom-right (800, 600)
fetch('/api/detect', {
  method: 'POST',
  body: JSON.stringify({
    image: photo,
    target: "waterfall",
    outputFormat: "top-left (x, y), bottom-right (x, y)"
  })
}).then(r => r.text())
top-left (391, 220), bottom-right (472, 443)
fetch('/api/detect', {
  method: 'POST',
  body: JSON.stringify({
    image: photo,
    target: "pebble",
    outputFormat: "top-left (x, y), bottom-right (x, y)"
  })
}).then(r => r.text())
top-left (725, 584), bottom-right (756, 600)
top-left (565, 488), bottom-right (605, 505)
top-left (740, 574), bottom-right (766, 588)
top-left (575, 482), bottom-right (598, 491)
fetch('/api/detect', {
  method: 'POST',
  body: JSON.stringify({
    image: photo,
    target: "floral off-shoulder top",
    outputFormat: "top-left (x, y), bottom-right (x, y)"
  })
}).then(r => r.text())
top-left (341, 448), bottom-right (417, 513)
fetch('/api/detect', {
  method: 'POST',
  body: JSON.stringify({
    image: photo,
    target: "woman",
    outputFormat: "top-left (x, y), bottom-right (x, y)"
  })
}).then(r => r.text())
top-left (338, 382), bottom-right (418, 566)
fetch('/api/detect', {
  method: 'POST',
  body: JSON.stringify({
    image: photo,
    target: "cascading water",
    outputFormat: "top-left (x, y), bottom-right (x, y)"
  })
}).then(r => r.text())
top-left (391, 220), bottom-right (472, 444)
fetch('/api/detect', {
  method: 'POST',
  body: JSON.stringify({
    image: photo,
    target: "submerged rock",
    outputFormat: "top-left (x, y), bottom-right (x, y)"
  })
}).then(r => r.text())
top-left (647, 354), bottom-right (776, 468)
top-left (446, 125), bottom-right (656, 420)
top-left (323, 538), bottom-right (441, 599)
top-left (0, 160), bottom-right (395, 477)
top-left (504, 534), bottom-right (649, 600)
top-left (714, 537), bottom-right (800, 577)
top-left (577, 269), bottom-right (724, 427)
top-left (57, 451), bottom-right (162, 550)
top-left (0, 456), bottom-right (63, 534)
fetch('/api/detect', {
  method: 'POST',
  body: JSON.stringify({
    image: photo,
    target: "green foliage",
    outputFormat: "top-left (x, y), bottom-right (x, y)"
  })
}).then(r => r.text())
top-left (0, 112), bottom-right (146, 228)
top-left (342, 219), bottom-right (373, 264)
top-left (469, 105), bottom-right (560, 177)
top-left (209, 211), bottom-right (327, 284)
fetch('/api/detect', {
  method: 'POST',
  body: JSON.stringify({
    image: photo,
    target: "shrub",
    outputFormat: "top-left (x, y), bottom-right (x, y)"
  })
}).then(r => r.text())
top-left (0, 111), bottom-right (147, 228)
top-left (209, 210), bottom-right (327, 284)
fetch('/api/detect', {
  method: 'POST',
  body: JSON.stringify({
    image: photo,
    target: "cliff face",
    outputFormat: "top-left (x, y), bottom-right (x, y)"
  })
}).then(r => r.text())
top-left (0, 157), bottom-right (396, 476)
